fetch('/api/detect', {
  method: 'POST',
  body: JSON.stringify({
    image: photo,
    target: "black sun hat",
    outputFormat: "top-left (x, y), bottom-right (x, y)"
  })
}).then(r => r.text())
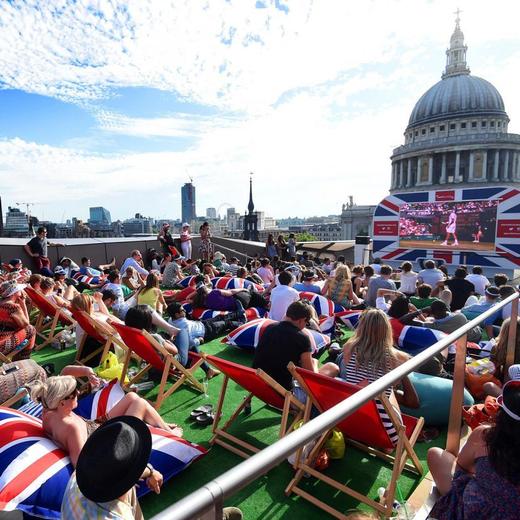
top-left (76, 416), bottom-right (151, 503)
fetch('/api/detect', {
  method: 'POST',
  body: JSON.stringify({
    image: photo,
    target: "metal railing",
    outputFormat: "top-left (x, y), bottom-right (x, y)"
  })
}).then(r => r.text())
top-left (151, 293), bottom-right (519, 520)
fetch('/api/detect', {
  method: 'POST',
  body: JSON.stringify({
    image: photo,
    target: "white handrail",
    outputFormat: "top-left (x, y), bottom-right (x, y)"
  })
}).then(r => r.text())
top-left (151, 293), bottom-right (519, 520)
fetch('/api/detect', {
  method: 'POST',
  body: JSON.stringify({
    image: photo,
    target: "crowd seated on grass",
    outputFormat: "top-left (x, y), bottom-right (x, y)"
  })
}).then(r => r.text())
top-left (2, 238), bottom-right (520, 518)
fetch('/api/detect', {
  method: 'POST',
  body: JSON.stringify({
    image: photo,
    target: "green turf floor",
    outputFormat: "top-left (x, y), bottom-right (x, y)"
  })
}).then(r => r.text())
top-left (31, 333), bottom-right (446, 519)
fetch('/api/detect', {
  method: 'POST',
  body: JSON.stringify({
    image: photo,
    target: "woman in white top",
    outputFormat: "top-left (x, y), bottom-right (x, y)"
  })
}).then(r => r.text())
top-left (399, 261), bottom-right (418, 297)
top-left (180, 223), bottom-right (192, 260)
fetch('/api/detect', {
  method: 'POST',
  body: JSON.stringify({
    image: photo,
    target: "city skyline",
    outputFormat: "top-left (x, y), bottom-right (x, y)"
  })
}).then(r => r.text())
top-left (1, 1), bottom-right (519, 221)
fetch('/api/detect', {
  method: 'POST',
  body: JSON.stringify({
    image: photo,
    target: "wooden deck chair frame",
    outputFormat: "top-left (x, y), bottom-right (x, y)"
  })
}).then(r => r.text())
top-left (71, 310), bottom-right (129, 367)
top-left (24, 287), bottom-right (76, 351)
top-left (204, 354), bottom-right (305, 459)
top-left (111, 323), bottom-right (205, 409)
top-left (285, 364), bottom-right (424, 519)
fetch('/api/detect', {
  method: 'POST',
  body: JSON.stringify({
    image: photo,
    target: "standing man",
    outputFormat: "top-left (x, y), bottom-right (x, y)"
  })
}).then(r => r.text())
top-left (24, 226), bottom-right (65, 276)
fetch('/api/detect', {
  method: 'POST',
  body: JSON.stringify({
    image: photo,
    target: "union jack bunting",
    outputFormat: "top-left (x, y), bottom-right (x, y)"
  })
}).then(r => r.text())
top-left (298, 292), bottom-right (346, 317)
top-left (223, 318), bottom-right (330, 353)
top-left (373, 186), bottom-right (520, 269)
top-left (210, 277), bottom-right (266, 293)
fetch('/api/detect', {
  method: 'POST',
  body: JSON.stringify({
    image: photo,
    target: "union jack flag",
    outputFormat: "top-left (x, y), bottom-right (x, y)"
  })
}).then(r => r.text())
top-left (373, 186), bottom-right (520, 269)
top-left (397, 325), bottom-right (452, 356)
top-left (177, 275), bottom-right (197, 288)
top-left (223, 318), bottom-right (330, 353)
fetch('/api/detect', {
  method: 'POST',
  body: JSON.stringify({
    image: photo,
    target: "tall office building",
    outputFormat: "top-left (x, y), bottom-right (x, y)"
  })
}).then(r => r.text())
top-left (89, 206), bottom-right (111, 224)
top-left (206, 207), bottom-right (217, 219)
top-left (181, 183), bottom-right (196, 224)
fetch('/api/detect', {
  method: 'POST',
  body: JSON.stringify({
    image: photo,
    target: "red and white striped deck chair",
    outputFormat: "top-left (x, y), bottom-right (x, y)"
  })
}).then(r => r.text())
top-left (285, 364), bottom-right (424, 518)
top-left (203, 354), bottom-right (305, 459)
top-left (24, 286), bottom-right (75, 350)
top-left (111, 322), bottom-right (205, 409)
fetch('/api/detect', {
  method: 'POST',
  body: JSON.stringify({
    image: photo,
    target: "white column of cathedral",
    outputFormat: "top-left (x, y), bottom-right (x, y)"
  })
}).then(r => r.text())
top-left (407, 159), bottom-right (412, 186)
top-left (504, 151), bottom-right (510, 181)
top-left (440, 153), bottom-right (447, 183)
top-left (482, 151), bottom-right (487, 180)
top-left (455, 151), bottom-right (461, 181)
top-left (493, 150), bottom-right (500, 181)
top-left (468, 151), bottom-right (474, 181)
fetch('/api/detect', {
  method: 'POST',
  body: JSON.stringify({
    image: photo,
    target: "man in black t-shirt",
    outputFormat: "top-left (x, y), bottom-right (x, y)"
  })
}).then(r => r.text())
top-left (253, 301), bottom-right (317, 390)
top-left (439, 267), bottom-right (475, 311)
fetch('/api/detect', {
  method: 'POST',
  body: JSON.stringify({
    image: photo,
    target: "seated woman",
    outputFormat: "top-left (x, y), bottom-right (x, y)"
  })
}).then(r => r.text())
top-left (484, 317), bottom-right (520, 397)
top-left (124, 305), bottom-right (178, 357)
top-left (40, 277), bottom-right (72, 312)
top-left (321, 264), bottom-right (360, 309)
top-left (29, 373), bottom-right (183, 466)
top-left (358, 265), bottom-right (375, 299)
top-left (428, 380), bottom-right (520, 519)
top-left (53, 267), bottom-right (79, 302)
top-left (137, 273), bottom-right (167, 314)
top-left (190, 280), bottom-right (268, 311)
top-left (121, 265), bottom-right (144, 292)
top-left (330, 309), bottom-right (418, 445)
top-left (237, 266), bottom-right (264, 286)
top-left (0, 280), bottom-right (36, 360)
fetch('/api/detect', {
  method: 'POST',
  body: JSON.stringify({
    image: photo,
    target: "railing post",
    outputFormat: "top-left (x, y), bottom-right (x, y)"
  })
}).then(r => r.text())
top-left (505, 295), bottom-right (519, 381)
top-left (446, 333), bottom-right (467, 456)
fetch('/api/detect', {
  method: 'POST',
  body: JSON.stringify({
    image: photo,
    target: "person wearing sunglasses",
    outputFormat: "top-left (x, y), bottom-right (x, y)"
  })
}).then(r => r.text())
top-left (428, 375), bottom-right (520, 519)
top-left (29, 374), bottom-right (183, 467)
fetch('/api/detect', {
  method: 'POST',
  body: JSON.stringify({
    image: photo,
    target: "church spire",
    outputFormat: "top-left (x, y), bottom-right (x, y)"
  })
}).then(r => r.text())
top-left (248, 172), bottom-right (255, 214)
top-left (442, 8), bottom-right (470, 79)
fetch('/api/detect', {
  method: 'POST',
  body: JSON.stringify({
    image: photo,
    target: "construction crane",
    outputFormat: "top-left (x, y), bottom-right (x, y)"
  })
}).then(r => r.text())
top-left (16, 202), bottom-right (35, 219)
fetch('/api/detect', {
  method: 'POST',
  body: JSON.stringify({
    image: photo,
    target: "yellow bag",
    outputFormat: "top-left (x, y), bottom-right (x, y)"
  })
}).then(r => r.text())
top-left (95, 352), bottom-right (129, 384)
top-left (325, 429), bottom-right (346, 459)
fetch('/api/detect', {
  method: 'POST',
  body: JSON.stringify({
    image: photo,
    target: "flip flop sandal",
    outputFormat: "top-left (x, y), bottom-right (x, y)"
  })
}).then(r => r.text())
top-left (190, 404), bottom-right (213, 420)
top-left (195, 411), bottom-right (215, 426)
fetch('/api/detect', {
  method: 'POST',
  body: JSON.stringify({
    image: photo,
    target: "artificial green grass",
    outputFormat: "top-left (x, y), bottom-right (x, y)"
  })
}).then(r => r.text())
top-left (32, 336), bottom-right (445, 519)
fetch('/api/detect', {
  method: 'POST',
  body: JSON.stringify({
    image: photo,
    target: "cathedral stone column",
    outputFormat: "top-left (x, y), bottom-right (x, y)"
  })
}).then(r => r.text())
top-left (455, 151), bottom-right (461, 182)
top-left (428, 156), bottom-right (433, 184)
top-left (407, 159), bottom-right (412, 187)
top-left (468, 151), bottom-right (475, 181)
top-left (440, 153), bottom-right (447, 183)
top-left (399, 160), bottom-right (404, 188)
top-left (504, 150), bottom-right (510, 181)
top-left (493, 150), bottom-right (500, 181)
top-left (482, 151), bottom-right (487, 180)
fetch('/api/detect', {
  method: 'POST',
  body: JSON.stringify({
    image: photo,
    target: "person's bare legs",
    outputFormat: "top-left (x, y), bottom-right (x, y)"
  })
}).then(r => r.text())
top-left (319, 362), bottom-right (339, 378)
top-left (107, 392), bottom-right (183, 436)
top-left (427, 447), bottom-right (457, 495)
top-left (151, 311), bottom-right (179, 338)
top-left (483, 381), bottom-right (502, 397)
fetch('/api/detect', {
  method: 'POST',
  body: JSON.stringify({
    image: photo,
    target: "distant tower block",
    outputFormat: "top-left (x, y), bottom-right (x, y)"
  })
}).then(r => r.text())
top-left (181, 183), bottom-right (197, 224)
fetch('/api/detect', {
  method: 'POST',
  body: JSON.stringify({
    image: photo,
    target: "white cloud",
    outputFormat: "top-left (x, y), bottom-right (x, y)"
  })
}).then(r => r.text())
top-left (1, 0), bottom-right (520, 221)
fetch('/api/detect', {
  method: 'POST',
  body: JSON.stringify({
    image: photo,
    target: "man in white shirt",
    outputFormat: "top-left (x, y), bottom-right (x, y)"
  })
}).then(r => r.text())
top-left (465, 265), bottom-right (490, 297)
top-left (417, 260), bottom-right (445, 288)
top-left (120, 250), bottom-right (149, 279)
top-left (269, 271), bottom-right (300, 321)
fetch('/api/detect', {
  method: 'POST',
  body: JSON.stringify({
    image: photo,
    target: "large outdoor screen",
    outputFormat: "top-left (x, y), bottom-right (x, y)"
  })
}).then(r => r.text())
top-left (399, 200), bottom-right (499, 251)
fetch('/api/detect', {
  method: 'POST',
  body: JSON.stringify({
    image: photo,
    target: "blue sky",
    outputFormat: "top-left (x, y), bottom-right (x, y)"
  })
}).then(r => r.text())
top-left (0, 0), bottom-right (519, 222)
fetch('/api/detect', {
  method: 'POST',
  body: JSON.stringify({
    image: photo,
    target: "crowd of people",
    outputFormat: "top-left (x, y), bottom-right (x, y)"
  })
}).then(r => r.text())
top-left (1, 224), bottom-right (519, 518)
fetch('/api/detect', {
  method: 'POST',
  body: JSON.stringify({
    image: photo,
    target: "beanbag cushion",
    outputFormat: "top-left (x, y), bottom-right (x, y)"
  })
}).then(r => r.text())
top-left (401, 372), bottom-right (474, 426)
top-left (223, 318), bottom-right (330, 353)
top-left (299, 292), bottom-right (345, 316)
top-left (1, 384), bottom-right (207, 518)
top-left (183, 305), bottom-right (267, 321)
top-left (395, 324), bottom-right (455, 356)
top-left (211, 277), bottom-right (265, 293)
top-left (177, 275), bottom-right (197, 288)
top-left (335, 310), bottom-right (363, 329)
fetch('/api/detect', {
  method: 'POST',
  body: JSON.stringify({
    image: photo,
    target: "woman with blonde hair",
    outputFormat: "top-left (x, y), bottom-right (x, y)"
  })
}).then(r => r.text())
top-left (29, 375), bottom-right (183, 466)
top-left (333, 309), bottom-right (417, 444)
top-left (321, 264), bottom-right (360, 309)
top-left (137, 272), bottom-right (166, 313)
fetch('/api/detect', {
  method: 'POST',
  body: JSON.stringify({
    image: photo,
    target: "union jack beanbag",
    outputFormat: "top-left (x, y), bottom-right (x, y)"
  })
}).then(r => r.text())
top-left (397, 325), bottom-right (452, 356)
top-left (177, 275), bottom-right (197, 288)
top-left (187, 306), bottom-right (268, 321)
top-left (223, 318), bottom-right (330, 353)
top-left (335, 310), bottom-right (363, 330)
top-left (298, 291), bottom-right (345, 316)
top-left (211, 276), bottom-right (265, 293)
top-left (2, 383), bottom-right (207, 518)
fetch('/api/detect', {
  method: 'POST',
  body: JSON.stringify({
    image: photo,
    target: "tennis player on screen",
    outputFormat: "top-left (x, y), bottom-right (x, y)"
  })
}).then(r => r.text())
top-left (441, 208), bottom-right (459, 246)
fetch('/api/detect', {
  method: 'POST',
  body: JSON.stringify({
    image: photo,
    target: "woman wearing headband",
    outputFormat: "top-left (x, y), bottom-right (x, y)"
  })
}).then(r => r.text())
top-left (428, 376), bottom-right (520, 518)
